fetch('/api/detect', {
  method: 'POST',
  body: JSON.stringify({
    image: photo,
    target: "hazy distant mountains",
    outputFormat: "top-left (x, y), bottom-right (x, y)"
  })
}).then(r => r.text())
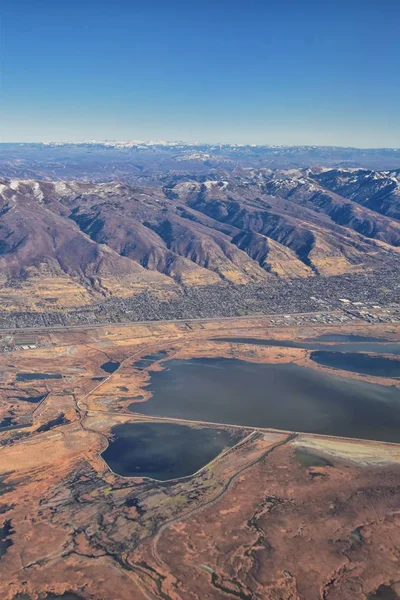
top-left (1, 142), bottom-right (400, 181)
top-left (0, 150), bottom-right (399, 312)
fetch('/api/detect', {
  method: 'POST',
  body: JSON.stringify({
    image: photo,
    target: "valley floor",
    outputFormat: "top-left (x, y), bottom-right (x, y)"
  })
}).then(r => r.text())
top-left (0, 316), bottom-right (399, 600)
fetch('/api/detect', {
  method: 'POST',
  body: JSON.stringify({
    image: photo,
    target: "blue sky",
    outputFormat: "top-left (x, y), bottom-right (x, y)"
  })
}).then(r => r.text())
top-left (1, 0), bottom-right (399, 147)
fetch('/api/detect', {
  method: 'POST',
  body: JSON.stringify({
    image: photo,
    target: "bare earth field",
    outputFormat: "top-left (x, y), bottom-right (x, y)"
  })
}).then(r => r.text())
top-left (0, 316), bottom-right (399, 600)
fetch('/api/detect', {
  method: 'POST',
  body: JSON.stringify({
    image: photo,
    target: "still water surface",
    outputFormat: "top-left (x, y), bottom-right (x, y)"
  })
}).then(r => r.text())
top-left (367, 585), bottom-right (399, 600)
top-left (16, 373), bottom-right (62, 381)
top-left (310, 351), bottom-right (400, 377)
top-left (102, 422), bottom-right (239, 479)
top-left (100, 360), bottom-right (120, 374)
top-left (129, 358), bottom-right (400, 442)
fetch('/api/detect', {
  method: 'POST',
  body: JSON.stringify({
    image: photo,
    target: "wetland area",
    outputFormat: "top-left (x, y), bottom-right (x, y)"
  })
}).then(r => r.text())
top-left (2, 318), bottom-right (400, 600)
top-left (214, 336), bottom-right (400, 355)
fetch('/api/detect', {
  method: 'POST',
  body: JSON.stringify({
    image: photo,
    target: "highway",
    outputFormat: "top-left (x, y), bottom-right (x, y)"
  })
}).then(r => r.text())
top-left (0, 309), bottom-right (345, 335)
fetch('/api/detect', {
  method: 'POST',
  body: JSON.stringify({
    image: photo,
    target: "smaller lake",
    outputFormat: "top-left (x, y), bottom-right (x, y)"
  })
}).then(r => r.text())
top-left (16, 373), bottom-right (62, 382)
top-left (16, 394), bottom-right (47, 403)
top-left (102, 422), bottom-right (240, 480)
top-left (367, 585), bottom-right (399, 600)
top-left (100, 361), bottom-right (120, 374)
top-left (311, 351), bottom-right (400, 377)
top-left (213, 337), bottom-right (400, 355)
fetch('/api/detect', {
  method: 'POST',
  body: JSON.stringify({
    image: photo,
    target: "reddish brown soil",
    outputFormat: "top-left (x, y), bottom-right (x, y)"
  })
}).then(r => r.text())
top-left (0, 319), bottom-right (399, 600)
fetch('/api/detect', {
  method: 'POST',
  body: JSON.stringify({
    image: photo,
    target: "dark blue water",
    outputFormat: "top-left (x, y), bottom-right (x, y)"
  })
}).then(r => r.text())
top-left (16, 373), bottom-right (62, 381)
top-left (129, 357), bottom-right (400, 443)
top-left (367, 585), bottom-right (399, 600)
top-left (100, 361), bottom-right (120, 374)
top-left (102, 422), bottom-right (240, 480)
top-left (311, 351), bottom-right (400, 377)
top-left (16, 394), bottom-right (47, 403)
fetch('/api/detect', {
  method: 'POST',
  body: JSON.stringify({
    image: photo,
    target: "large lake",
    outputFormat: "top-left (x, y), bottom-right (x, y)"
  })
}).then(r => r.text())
top-left (102, 422), bottom-right (240, 479)
top-left (129, 358), bottom-right (400, 443)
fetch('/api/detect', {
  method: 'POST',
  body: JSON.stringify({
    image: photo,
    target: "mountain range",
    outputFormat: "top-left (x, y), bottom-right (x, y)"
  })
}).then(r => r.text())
top-left (1, 142), bottom-right (400, 181)
top-left (0, 145), bottom-right (399, 312)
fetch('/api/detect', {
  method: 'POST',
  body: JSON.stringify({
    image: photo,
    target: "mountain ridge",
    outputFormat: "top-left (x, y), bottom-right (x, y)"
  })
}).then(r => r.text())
top-left (0, 166), bottom-right (399, 312)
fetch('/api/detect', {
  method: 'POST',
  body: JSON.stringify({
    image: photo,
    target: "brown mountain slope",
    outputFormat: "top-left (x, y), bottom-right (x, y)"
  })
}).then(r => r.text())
top-left (12, 179), bottom-right (311, 284)
top-left (309, 168), bottom-right (400, 220)
top-left (261, 172), bottom-right (400, 246)
top-left (0, 181), bottom-right (174, 311)
top-left (0, 173), bottom-right (398, 311)
top-left (171, 180), bottom-right (395, 275)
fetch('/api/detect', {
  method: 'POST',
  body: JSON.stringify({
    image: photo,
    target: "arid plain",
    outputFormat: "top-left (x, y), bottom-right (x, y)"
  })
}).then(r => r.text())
top-left (1, 315), bottom-right (399, 600)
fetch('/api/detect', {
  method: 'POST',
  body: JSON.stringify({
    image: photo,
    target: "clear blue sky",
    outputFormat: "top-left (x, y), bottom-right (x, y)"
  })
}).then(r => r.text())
top-left (1, 0), bottom-right (399, 147)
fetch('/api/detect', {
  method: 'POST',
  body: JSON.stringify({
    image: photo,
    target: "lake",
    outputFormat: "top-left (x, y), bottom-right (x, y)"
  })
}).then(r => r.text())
top-left (310, 351), bottom-right (400, 377)
top-left (102, 422), bottom-right (240, 480)
top-left (16, 394), bottom-right (47, 403)
top-left (100, 360), bottom-right (120, 374)
top-left (367, 585), bottom-right (399, 600)
top-left (128, 358), bottom-right (400, 443)
top-left (16, 373), bottom-right (62, 381)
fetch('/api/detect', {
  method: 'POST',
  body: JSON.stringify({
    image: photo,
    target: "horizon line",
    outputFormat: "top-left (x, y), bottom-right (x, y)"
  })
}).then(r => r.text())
top-left (1, 140), bottom-right (400, 151)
